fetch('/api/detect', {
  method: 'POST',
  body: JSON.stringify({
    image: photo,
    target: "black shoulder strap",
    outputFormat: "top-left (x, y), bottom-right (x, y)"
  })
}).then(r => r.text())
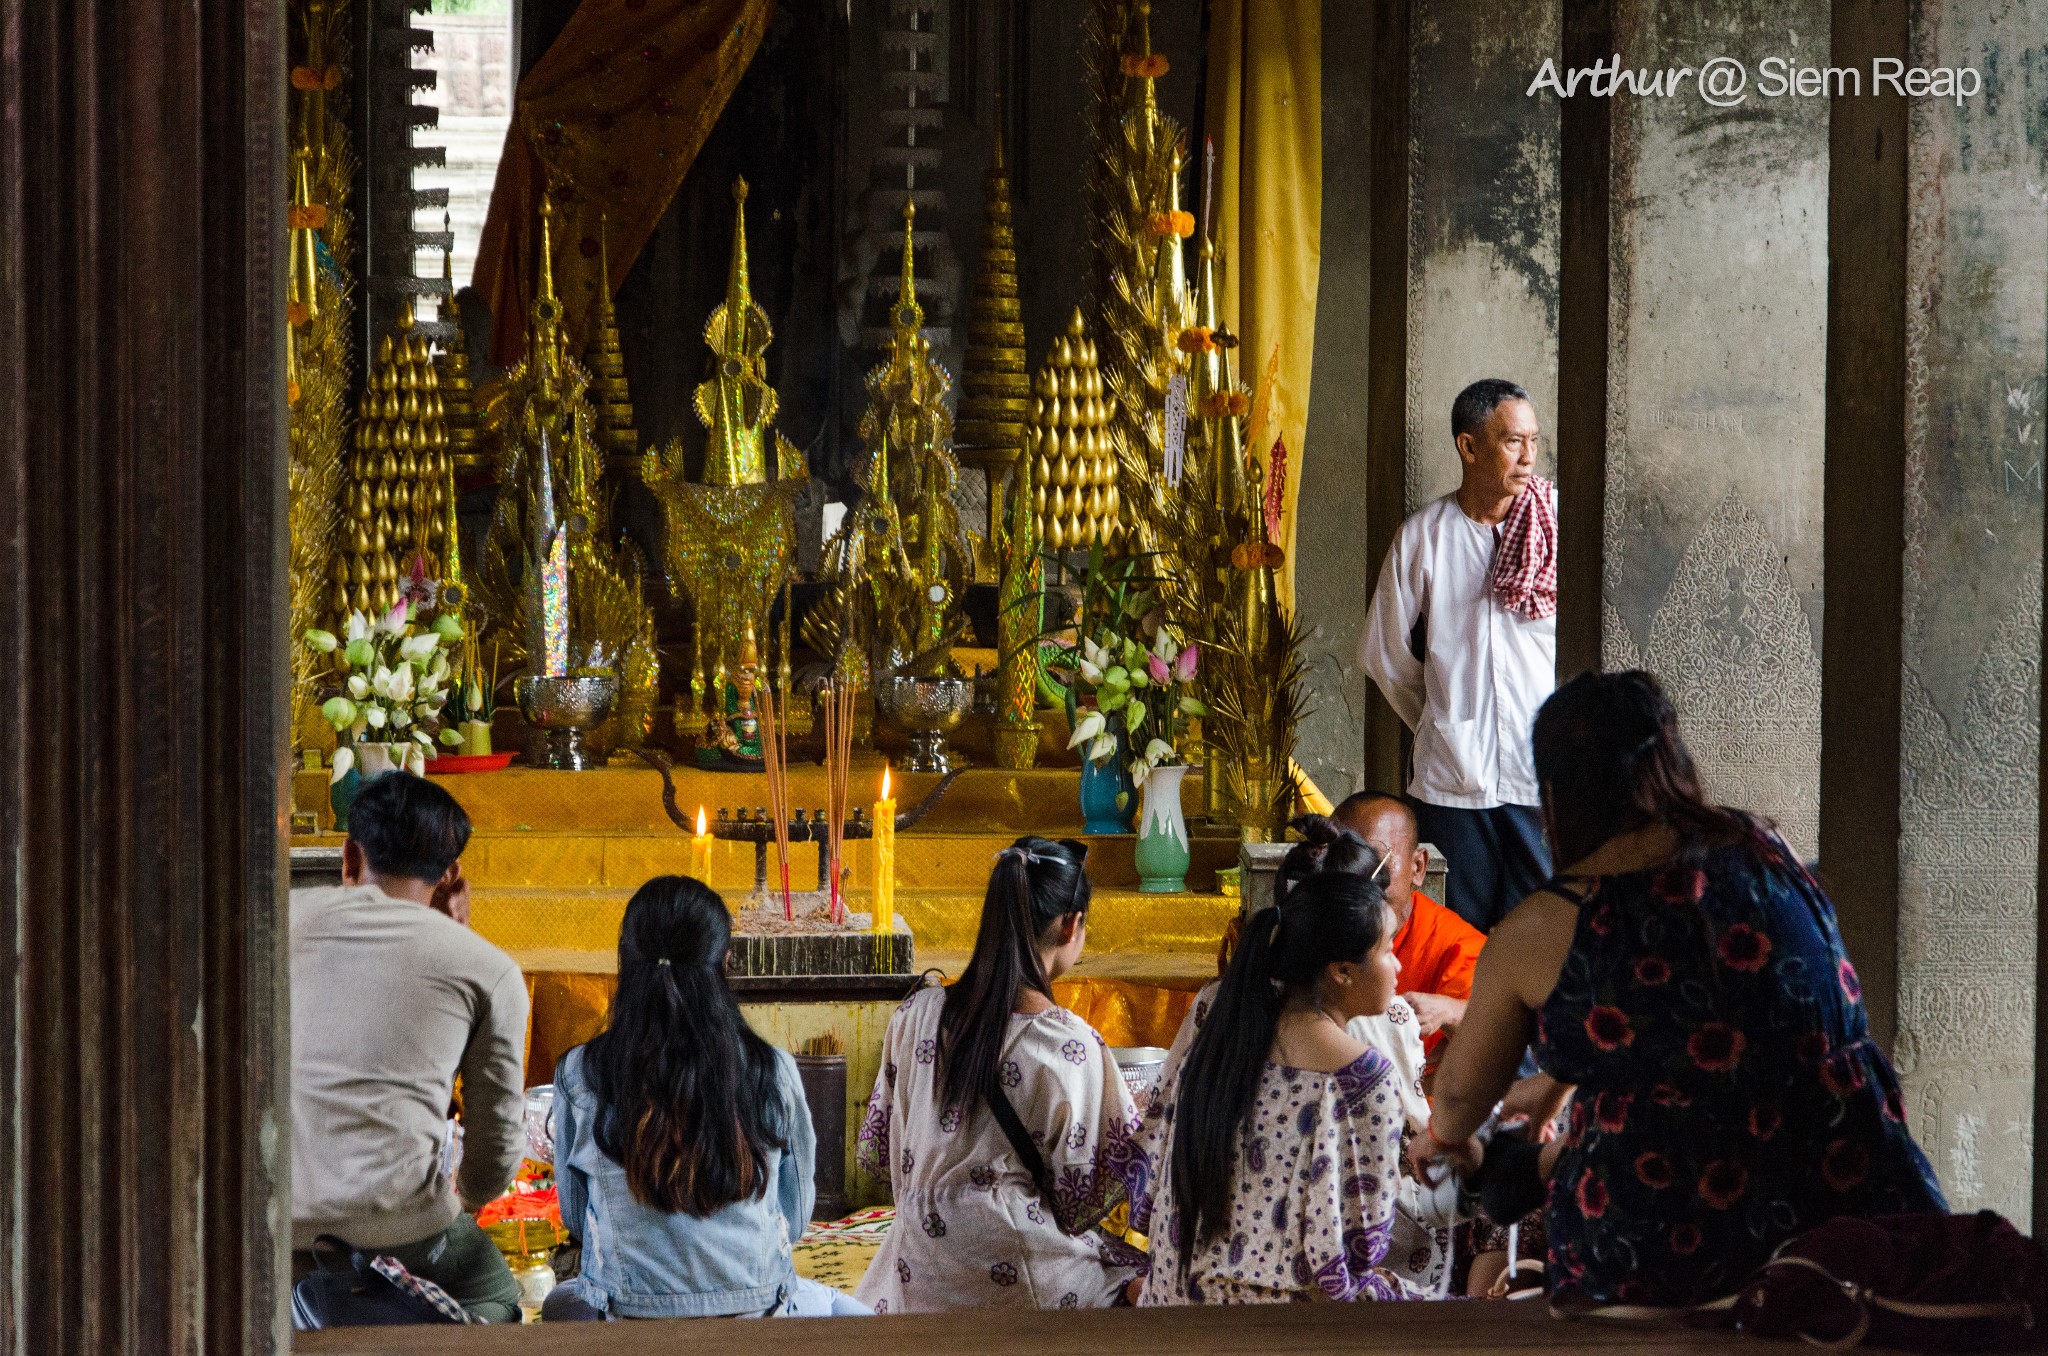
top-left (1544, 876), bottom-right (1591, 906)
top-left (986, 1083), bottom-right (1058, 1212)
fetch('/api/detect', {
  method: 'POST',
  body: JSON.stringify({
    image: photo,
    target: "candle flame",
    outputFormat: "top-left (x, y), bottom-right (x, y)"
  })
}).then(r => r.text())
top-left (881, 765), bottom-right (891, 800)
top-left (696, 805), bottom-right (708, 836)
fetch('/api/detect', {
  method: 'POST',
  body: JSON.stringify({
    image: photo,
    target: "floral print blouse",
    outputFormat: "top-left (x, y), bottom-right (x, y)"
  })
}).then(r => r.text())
top-left (854, 987), bottom-right (1145, 1313)
top-left (1538, 830), bottom-right (1946, 1305)
top-left (1130, 1018), bottom-right (1409, 1305)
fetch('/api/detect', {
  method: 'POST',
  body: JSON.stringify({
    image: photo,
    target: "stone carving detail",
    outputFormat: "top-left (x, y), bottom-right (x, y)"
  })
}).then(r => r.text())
top-left (1896, 565), bottom-right (2039, 1221)
top-left (1609, 491), bottom-right (1821, 855)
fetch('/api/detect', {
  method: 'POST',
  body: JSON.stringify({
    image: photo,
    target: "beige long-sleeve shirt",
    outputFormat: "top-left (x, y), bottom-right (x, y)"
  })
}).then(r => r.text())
top-left (289, 884), bottom-right (529, 1249)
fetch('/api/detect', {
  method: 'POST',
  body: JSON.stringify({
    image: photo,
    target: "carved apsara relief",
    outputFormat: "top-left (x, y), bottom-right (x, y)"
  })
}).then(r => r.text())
top-left (1607, 491), bottom-right (1822, 856)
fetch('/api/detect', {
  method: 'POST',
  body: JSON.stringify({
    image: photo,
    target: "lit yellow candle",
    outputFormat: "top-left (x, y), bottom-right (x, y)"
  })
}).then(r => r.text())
top-left (690, 806), bottom-right (712, 883)
top-left (871, 767), bottom-right (896, 934)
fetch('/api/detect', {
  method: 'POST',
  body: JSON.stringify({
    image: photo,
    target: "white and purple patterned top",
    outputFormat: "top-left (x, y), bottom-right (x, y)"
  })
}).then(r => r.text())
top-left (854, 987), bottom-right (1147, 1314)
top-left (1132, 1029), bottom-right (1408, 1305)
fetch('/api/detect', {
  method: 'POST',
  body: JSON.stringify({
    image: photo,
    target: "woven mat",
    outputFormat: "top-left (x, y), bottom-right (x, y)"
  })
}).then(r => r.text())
top-left (793, 1207), bottom-right (893, 1292)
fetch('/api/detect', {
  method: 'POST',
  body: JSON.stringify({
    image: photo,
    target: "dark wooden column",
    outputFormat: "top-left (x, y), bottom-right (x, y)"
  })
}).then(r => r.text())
top-left (0, 1), bottom-right (290, 1352)
top-left (1554, 0), bottom-right (1611, 683)
top-left (1818, 0), bottom-right (1908, 1059)
top-left (1360, 0), bottom-right (1411, 795)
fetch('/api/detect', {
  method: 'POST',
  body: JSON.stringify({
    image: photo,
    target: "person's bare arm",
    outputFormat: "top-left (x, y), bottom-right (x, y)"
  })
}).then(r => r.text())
top-left (1402, 990), bottom-right (1468, 1038)
top-left (1428, 891), bottom-right (1578, 1143)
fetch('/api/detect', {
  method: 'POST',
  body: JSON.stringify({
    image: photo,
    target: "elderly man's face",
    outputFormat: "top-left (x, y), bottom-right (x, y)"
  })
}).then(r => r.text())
top-left (1457, 397), bottom-right (1540, 501)
top-left (1335, 800), bottom-right (1428, 931)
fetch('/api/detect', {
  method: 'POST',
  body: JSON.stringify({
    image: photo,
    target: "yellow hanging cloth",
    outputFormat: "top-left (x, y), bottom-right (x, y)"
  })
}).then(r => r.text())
top-left (1205, 0), bottom-right (1321, 610)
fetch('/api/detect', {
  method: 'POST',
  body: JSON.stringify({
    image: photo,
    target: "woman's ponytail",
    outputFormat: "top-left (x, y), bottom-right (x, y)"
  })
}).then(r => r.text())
top-left (1169, 867), bottom-right (1391, 1265)
top-left (938, 837), bottom-right (1092, 1112)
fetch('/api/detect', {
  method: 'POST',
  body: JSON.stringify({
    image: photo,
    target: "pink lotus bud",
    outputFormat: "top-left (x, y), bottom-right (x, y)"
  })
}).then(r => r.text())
top-left (1146, 653), bottom-right (1171, 685)
top-left (1172, 642), bottom-right (1199, 683)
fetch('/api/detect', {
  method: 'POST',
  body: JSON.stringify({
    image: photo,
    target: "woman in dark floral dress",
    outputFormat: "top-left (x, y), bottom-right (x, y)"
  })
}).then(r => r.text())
top-left (1418, 670), bottom-right (1944, 1306)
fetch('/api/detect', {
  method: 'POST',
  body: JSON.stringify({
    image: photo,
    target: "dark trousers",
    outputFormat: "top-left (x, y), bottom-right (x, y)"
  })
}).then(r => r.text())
top-left (1414, 801), bottom-right (1552, 934)
top-left (293, 1214), bottom-right (523, 1325)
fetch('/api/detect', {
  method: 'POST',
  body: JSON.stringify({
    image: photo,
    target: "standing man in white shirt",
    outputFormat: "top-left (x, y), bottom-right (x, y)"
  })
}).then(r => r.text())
top-left (1358, 379), bottom-right (1557, 932)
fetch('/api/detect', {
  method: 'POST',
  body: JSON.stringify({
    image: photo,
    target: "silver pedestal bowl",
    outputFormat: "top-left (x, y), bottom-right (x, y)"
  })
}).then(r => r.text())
top-left (514, 675), bottom-right (618, 771)
top-left (875, 676), bottom-right (973, 773)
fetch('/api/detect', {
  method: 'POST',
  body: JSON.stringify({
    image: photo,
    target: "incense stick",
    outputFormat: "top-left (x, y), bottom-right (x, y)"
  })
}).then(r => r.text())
top-left (759, 682), bottom-right (793, 920)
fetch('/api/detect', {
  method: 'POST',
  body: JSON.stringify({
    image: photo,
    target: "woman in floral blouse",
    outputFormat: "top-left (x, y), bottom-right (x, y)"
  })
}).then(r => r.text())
top-left (855, 838), bottom-right (1144, 1313)
top-left (1134, 866), bottom-right (1410, 1304)
top-left (1419, 670), bottom-right (1944, 1306)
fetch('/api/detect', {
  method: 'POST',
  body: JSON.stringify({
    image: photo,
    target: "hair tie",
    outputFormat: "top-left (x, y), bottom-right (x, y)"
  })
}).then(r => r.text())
top-left (997, 845), bottom-right (1042, 867)
top-left (655, 957), bottom-right (672, 967)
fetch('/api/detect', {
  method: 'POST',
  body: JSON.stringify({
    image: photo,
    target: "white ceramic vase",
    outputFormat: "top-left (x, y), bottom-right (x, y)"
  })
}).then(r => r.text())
top-left (1133, 763), bottom-right (1191, 893)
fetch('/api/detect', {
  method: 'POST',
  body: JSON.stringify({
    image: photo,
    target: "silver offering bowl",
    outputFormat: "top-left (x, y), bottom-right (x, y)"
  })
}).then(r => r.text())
top-left (514, 675), bottom-right (618, 771)
top-left (875, 675), bottom-right (973, 773)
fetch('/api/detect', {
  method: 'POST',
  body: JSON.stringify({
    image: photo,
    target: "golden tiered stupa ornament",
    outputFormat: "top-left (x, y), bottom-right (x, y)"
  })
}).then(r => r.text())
top-left (477, 194), bottom-right (661, 748)
top-left (434, 214), bottom-right (484, 476)
top-left (954, 119), bottom-right (1030, 550)
top-left (858, 200), bottom-right (971, 674)
top-left (582, 215), bottom-right (640, 473)
top-left (992, 438), bottom-right (1043, 770)
top-left (341, 303), bottom-right (452, 615)
top-left (642, 178), bottom-right (809, 765)
top-left (1084, 0), bottom-right (1195, 580)
top-left (287, 0), bottom-right (354, 752)
top-left (1029, 308), bottom-right (1118, 552)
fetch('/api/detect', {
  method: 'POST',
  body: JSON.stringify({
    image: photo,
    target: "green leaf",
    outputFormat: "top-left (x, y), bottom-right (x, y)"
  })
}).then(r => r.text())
top-left (1098, 687), bottom-right (1128, 712)
top-left (1125, 699), bottom-right (1147, 732)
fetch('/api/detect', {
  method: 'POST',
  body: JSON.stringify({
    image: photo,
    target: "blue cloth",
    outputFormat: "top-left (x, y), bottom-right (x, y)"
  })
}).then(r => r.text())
top-left (1535, 830), bottom-right (1946, 1306)
top-left (1413, 801), bottom-right (1552, 933)
top-left (552, 1044), bottom-right (818, 1318)
top-left (542, 1274), bottom-right (868, 1321)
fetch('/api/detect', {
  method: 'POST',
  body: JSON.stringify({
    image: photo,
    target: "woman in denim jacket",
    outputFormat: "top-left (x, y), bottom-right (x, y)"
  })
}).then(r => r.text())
top-left (543, 875), bottom-right (867, 1319)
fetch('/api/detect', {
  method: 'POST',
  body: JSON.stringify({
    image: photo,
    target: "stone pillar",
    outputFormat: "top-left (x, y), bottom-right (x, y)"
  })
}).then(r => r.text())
top-left (1595, 0), bottom-right (1830, 854)
top-left (1892, 0), bottom-right (2045, 1221)
top-left (1312, 0), bottom-right (1564, 798)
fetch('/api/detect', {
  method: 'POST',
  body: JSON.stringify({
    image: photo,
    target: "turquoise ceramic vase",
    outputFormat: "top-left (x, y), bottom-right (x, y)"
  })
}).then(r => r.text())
top-left (329, 766), bottom-right (363, 834)
top-left (1133, 763), bottom-right (1191, 892)
top-left (1078, 753), bottom-right (1136, 835)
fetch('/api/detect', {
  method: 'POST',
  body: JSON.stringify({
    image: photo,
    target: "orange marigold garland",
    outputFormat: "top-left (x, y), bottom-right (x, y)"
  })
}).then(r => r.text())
top-left (1120, 52), bottom-right (1169, 78)
top-left (287, 202), bottom-right (329, 231)
top-left (290, 64), bottom-right (343, 90)
top-left (1177, 326), bottom-right (1217, 354)
top-left (1144, 209), bottom-right (1196, 239)
top-left (1200, 391), bottom-right (1250, 419)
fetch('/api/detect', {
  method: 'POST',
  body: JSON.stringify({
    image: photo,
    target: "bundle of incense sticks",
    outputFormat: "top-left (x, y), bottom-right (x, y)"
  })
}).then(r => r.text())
top-left (820, 682), bottom-right (856, 923)
top-left (758, 682), bottom-right (794, 920)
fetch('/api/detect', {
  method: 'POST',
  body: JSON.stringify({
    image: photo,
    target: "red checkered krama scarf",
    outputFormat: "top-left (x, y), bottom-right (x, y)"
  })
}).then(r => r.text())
top-left (1486, 477), bottom-right (1558, 620)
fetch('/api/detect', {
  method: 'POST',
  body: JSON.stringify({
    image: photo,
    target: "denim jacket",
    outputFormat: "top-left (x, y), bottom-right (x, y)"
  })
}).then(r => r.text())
top-left (553, 1043), bottom-right (816, 1318)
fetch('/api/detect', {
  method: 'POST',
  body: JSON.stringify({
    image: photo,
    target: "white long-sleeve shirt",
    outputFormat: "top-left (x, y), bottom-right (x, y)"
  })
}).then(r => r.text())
top-left (1358, 491), bottom-right (1556, 809)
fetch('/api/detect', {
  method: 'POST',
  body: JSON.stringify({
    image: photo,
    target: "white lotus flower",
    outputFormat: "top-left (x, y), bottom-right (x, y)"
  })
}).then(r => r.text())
top-left (1066, 710), bottom-right (1106, 749)
top-left (1152, 629), bottom-right (1179, 665)
top-left (329, 746), bottom-right (355, 782)
top-left (371, 666), bottom-right (394, 699)
top-left (1144, 738), bottom-right (1175, 766)
top-left (364, 706), bottom-right (388, 730)
top-left (347, 674), bottom-right (369, 700)
top-left (1082, 636), bottom-right (1108, 669)
top-left (1088, 734), bottom-right (1116, 763)
top-left (1130, 759), bottom-right (1150, 788)
top-left (1078, 658), bottom-right (1104, 685)
top-left (399, 632), bottom-right (439, 664)
top-left (387, 665), bottom-right (415, 703)
top-left (378, 600), bottom-right (409, 635)
top-left (428, 653), bottom-right (450, 684)
top-left (345, 611), bottom-right (370, 643)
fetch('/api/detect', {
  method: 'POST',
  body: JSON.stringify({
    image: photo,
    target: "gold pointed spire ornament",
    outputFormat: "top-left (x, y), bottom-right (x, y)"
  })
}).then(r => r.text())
top-left (434, 213), bottom-right (484, 475)
top-left (857, 200), bottom-right (971, 672)
top-left (1029, 308), bottom-right (1117, 552)
top-left (643, 178), bottom-right (808, 763)
top-left (992, 436), bottom-right (1043, 770)
top-left (287, 0), bottom-right (357, 757)
top-left (1084, 0), bottom-right (1196, 581)
top-left (582, 214), bottom-right (640, 471)
top-left (342, 302), bottom-right (451, 615)
top-left (955, 113), bottom-right (1031, 547)
top-left (478, 192), bottom-right (661, 750)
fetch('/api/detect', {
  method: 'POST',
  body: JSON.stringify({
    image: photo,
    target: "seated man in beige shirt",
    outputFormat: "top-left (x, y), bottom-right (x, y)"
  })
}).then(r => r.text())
top-left (290, 771), bottom-right (529, 1323)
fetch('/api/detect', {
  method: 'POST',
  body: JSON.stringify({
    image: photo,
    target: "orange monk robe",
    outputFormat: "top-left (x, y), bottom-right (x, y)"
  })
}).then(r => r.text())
top-left (1392, 889), bottom-right (1485, 1060)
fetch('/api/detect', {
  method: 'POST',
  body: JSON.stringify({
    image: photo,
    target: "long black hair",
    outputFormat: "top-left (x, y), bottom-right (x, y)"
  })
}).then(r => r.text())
top-left (577, 875), bottom-right (790, 1215)
top-left (1279, 813), bottom-right (1381, 898)
top-left (1532, 670), bottom-right (1755, 868)
top-left (1170, 865), bottom-right (1391, 1263)
top-left (937, 836), bottom-right (1092, 1112)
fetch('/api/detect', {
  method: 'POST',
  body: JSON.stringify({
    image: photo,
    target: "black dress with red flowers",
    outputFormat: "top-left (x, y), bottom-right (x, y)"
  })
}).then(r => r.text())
top-left (1534, 829), bottom-right (1945, 1306)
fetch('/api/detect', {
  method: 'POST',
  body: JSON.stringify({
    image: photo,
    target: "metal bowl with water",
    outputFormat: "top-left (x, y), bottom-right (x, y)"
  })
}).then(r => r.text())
top-left (514, 675), bottom-right (617, 770)
top-left (1110, 1045), bottom-right (1170, 1107)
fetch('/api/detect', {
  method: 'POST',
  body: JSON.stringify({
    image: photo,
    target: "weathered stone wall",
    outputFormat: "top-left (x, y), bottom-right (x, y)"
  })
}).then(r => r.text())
top-left (1599, 0), bottom-right (1829, 855)
top-left (1406, 0), bottom-right (1561, 512)
top-left (1894, 0), bottom-right (2046, 1222)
